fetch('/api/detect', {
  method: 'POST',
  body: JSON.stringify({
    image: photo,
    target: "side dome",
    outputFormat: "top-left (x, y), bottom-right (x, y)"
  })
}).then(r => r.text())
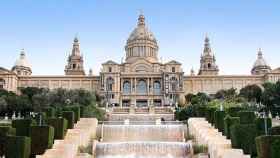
top-left (125, 14), bottom-right (159, 63)
top-left (12, 49), bottom-right (32, 76)
top-left (251, 48), bottom-right (271, 75)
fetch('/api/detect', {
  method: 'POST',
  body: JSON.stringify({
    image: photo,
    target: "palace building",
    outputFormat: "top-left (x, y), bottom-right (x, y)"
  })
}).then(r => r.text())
top-left (1, 14), bottom-right (280, 107)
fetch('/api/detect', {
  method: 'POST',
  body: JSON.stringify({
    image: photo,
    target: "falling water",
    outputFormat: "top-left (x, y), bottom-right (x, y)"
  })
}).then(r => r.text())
top-left (102, 124), bottom-right (186, 142)
top-left (96, 141), bottom-right (192, 158)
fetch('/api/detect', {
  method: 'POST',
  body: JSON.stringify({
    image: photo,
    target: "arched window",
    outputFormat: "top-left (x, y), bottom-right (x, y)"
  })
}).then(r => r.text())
top-left (0, 78), bottom-right (5, 89)
top-left (123, 81), bottom-right (131, 94)
top-left (108, 67), bottom-right (112, 72)
top-left (153, 81), bottom-right (161, 94)
top-left (208, 63), bottom-right (211, 68)
top-left (106, 77), bottom-right (114, 91)
top-left (137, 79), bottom-right (147, 94)
top-left (170, 77), bottom-right (178, 92)
top-left (73, 64), bottom-right (76, 69)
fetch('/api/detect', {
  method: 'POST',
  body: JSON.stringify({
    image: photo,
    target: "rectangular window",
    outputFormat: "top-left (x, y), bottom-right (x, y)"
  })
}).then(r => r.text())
top-left (172, 67), bottom-right (176, 72)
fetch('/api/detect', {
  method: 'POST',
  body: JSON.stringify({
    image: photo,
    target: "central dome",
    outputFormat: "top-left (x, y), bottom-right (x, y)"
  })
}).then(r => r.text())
top-left (125, 14), bottom-right (159, 63)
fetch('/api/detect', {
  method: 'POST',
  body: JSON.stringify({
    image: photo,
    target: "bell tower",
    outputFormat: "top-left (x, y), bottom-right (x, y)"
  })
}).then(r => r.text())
top-left (65, 37), bottom-right (85, 75)
top-left (198, 36), bottom-right (219, 75)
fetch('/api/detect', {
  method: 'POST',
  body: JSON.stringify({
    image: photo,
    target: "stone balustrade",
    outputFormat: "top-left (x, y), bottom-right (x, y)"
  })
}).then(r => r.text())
top-left (36, 118), bottom-right (98, 158)
top-left (188, 118), bottom-right (251, 158)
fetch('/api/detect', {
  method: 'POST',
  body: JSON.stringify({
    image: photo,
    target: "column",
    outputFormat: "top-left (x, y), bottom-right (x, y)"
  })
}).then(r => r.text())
top-left (147, 78), bottom-right (150, 94)
top-left (130, 78), bottom-right (133, 93)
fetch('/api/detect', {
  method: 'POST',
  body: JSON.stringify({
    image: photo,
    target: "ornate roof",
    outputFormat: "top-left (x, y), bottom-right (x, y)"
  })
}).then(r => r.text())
top-left (127, 14), bottom-right (157, 43)
top-left (253, 48), bottom-right (270, 68)
top-left (13, 49), bottom-right (31, 69)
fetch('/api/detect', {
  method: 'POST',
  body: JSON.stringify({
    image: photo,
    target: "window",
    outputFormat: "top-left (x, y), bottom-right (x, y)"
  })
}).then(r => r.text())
top-left (0, 79), bottom-right (5, 89)
top-left (106, 77), bottom-right (114, 91)
top-left (136, 79), bottom-right (147, 94)
top-left (153, 81), bottom-right (161, 94)
top-left (170, 77), bottom-right (177, 92)
top-left (172, 67), bottom-right (176, 72)
top-left (208, 63), bottom-right (211, 68)
top-left (108, 67), bottom-right (112, 72)
top-left (73, 64), bottom-right (76, 69)
top-left (123, 81), bottom-right (131, 94)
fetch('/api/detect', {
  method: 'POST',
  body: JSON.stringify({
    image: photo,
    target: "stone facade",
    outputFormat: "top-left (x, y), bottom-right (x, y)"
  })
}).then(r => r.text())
top-left (1, 14), bottom-right (280, 106)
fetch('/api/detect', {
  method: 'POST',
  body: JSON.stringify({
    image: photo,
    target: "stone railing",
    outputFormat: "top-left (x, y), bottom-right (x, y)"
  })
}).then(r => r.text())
top-left (188, 118), bottom-right (251, 158)
top-left (36, 118), bottom-right (98, 158)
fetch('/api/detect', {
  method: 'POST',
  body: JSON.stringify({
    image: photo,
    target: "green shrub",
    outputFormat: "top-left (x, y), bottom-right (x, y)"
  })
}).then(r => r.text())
top-left (269, 126), bottom-right (280, 135)
top-left (42, 107), bottom-right (56, 118)
top-left (255, 118), bottom-right (272, 136)
top-left (224, 115), bottom-right (240, 139)
top-left (206, 107), bottom-right (216, 125)
top-left (12, 119), bottom-right (36, 136)
top-left (5, 135), bottom-right (31, 158)
top-left (63, 106), bottom-right (80, 123)
top-left (62, 111), bottom-right (75, 129)
top-left (46, 118), bottom-right (68, 139)
top-left (30, 125), bottom-right (54, 156)
top-left (0, 126), bottom-right (16, 156)
top-left (272, 139), bottom-right (280, 158)
top-left (238, 111), bottom-right (256, 124)
top-left (196, 106), bottom-right (207, 117)
top-left (214, 110), bottom-right (226, 133)
top-left (227, 106), bottom-right (243, 117)
top-left (230, 124), bottom-right (257, 156)
top-left (255, 135), bottom-right (280, 158)
top-left (35, 112), bottom-right (47, 125)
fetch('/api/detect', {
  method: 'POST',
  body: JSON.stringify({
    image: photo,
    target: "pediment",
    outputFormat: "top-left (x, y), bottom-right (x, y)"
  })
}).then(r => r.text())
top-left (102, 60), bottom-right (119, 65)
top-left (165, 60), bottom-right (181, 65)
top-left (0, 67), bottom-right (13, 74)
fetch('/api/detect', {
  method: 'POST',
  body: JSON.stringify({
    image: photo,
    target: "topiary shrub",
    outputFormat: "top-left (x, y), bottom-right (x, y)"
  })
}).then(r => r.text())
top-left (0, 126), bottom-right (16, 156)
top-left (63, 106), bottom-right (80, 123)
top-left (214, 110), bottom-right (226, 134)
top-left (224, 115), bottom-right (240, 139)
top-left (12, 119), bottom-right (36, 136)
top-left (255, 117), bottom-right (272, 136)
top-left (30, 125), bottom-right (54, 156)
top-left (5, 135), bottom-right (31, 158)
top-left (238, 111), bottom-right (256, 124)
top-left (269, 126), bottom-right (280, 135)
top-left (227, 106), bottom-right (244, 117)
top-left (206, 107), bottom-right (216, 125)
top-left (42, 107), bottom-right (56, 118)
top-left (272, 139), bottom-right (280, 158)
top-left (255, 135), bottom-right (280, 158)
top-left (230, 124), bottom-right (257, 156)
top-left (196, 106), bottom-right (207, 117)
top-left (62, 111), bottom-right (75, 129)
top-left (46, 117), bottom-right (68, 139)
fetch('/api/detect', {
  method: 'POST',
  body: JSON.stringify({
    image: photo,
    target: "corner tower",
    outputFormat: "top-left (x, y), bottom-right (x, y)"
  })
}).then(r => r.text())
top-left (125, 13), bottom-right (159, 63)
top-left (198, 36), bottom-right (219, 75)
top-left (251, 48), bottom-right (271, 75)
top-left (12, 49), bottom-right (32, 76)
top-left (65, 37), bottom-right (85, 75)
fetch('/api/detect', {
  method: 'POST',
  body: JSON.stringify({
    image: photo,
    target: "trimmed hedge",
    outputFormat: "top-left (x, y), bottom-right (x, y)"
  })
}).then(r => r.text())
top-left (206, 107), bottom-right (216, 125)
top-left (30, 125), bottom-right (54, 156)
top-left (256, 135), bottom-right (280, 158)
top-left (46, 117), bottom-right (68, 139)
top-left (214, 110), bottom-right (226, 134)
top-left (63, 106), bottom-right (80, 123)
top-left (12, 119), bottom-right (36, 136)
top-left (255, 118), bottom-right (272, 136)
top-left (269, 126), bottom-right (280, 135)
top-left (238, 111), bottom-right (256, 124)
top-left (42, 107), bottom-right (56, 118)
top-left (230, 124), bottom-right (257, 156)
top-left (227, 106), bottom-right (244, 117)
top-left (62, 111), bottom-right (75, 129)
top-left (224, 115), bottom-right (240, 139)
top-left (5, 135), bottom-right (31, 158)
top-left (272, 139), bottom-right (280, 158)
top-left (196, 106), bottom-right (207, 117)
top-left (0, 126), bottom-right (16, 156)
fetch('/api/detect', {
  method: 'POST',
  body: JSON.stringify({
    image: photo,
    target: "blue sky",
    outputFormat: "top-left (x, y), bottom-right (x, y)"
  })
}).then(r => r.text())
top-left (0, 0), bottom-right (279, 75)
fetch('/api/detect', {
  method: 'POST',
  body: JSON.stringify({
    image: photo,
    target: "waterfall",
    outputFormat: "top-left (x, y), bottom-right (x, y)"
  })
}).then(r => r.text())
top-left (102, 124), bottom-right (185, 142)
top-left (96, 141), bottom-right (192, 158)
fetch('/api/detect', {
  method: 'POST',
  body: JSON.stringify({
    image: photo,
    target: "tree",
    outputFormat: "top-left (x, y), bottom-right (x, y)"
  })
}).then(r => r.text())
top-left (0, 96), bottom-right (7, 114)
top-left (261, 81), bottom-right (280, 116)
top-left (215, 88), bottom-right (237, 101)
top-left (239, 84), bottom-right (262, 103)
